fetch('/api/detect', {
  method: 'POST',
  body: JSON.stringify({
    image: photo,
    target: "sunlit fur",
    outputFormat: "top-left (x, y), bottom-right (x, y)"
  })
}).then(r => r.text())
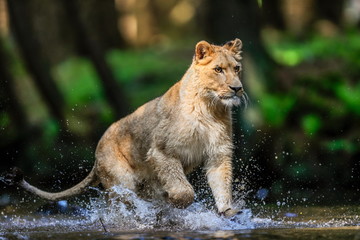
top-left (14, 39), bottom-right (245, 218)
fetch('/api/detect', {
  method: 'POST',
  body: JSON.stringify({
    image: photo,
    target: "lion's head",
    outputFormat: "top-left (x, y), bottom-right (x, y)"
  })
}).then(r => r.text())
top-left (193, 39), bottom-right (247, 108)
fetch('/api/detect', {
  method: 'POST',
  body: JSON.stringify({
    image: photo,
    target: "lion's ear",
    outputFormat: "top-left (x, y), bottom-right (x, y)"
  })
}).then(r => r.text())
top-left (195, 40), bottom-right (214, 64)
top-left (224, 38), bottom-right (242, 61)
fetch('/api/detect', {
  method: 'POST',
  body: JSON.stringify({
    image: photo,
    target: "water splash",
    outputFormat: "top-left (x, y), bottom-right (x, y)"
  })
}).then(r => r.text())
top-left (87, 186), bottom-right (255, 231)
top-left (2, 190), bottom-right (360, 235)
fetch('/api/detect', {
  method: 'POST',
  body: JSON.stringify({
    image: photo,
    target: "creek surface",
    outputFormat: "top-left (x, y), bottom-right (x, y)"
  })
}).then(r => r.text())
top-left (1, 187), bottom-right (360, 239)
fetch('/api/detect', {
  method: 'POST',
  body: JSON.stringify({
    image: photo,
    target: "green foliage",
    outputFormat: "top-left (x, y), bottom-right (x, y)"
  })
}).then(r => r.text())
top-left (0, 112), bottom-right (10, 129)
top-left (264, 30), bottom-right (360, 134)
top-left (107, 48), bottom-right (190, 107)
top-left (41, 119), bottom-right (59, 144)
top-left (325, 139), bottom-right (357, 154)
top-left (301, 114), bottom-right (321, 136)
top-left (54, 57), bottom-right (115, 130)
top-left (0, 112), bottom-right (15, 145)
top-left (252, 30), bottom-right (360, 199)
top-left (335, 82), bottom-right (360, 116)
top-left (54, 58), bottom-right (104, 105)
top-left (259, 94), bottom-right (296, 127)
top-left (268, 31), bottom-right (360, 69)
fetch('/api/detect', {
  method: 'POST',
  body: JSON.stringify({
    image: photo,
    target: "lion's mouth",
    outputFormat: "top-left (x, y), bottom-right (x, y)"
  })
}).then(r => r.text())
top-left (218, 94), bottom-right (240, 107)
top-left (218, 92), bottom-right (249, 108)
top-left (219, 95), bottom-right (238, 100)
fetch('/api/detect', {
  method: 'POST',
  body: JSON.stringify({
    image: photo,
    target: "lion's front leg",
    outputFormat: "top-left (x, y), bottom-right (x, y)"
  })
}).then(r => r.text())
top-left (147, 148), bottom-right (194, 208)
top-left (206, 155), bottom-right (239, 217)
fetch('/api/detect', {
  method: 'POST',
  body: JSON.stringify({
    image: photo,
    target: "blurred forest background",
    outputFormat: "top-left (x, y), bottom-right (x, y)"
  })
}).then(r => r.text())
top-left (1, 0), bottom-right (360, 207)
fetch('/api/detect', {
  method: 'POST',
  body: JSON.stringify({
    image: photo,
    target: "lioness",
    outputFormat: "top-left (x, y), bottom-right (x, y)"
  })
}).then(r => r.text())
top-left (8, 39), bottom-right (247, 217)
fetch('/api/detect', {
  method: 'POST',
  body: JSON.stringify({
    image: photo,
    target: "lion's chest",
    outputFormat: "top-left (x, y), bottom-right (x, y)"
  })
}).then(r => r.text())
top-left (174, 118), bottom-right (223, 170)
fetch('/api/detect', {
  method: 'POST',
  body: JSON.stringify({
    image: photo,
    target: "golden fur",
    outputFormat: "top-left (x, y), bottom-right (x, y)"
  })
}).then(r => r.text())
top-left (11, 39), bottom-right (246, 217)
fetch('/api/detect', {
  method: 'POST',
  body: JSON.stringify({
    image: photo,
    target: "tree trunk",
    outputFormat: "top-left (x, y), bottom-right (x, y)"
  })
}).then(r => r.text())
top-left (0, 38), bottom-right (32, 171)
top-left (78, 0), bottom-right (126, 50)
top-left (63, 0), bottom-right (130, 118)
top-left (315, 0), bottom-right (345, 26)
top-left (6, 0), bottom-right (65, 123)
top-left (0, 40), bottom-right (26, 129)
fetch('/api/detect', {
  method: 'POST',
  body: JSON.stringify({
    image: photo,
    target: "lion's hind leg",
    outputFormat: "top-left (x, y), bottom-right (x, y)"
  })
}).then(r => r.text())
top-left (95, 146), bottom-right (139, 210)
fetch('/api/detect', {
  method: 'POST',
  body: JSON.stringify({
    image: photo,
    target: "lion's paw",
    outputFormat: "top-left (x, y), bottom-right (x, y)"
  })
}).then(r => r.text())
top-left (221, 208), bottom-right (242, 218)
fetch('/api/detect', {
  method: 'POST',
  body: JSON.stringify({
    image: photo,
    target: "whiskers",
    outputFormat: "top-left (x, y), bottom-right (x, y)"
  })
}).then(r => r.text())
top-left (240, 91), bottom-right (250, 109)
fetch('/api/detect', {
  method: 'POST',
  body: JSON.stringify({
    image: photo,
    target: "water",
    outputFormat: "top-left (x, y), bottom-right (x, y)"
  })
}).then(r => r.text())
top-left (1, 187), bottom-right (360, 239)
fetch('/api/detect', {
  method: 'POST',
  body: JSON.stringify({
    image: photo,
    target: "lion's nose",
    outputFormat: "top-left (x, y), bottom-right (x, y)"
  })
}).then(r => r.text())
top-left (229, 86), bottom-right (243, 93)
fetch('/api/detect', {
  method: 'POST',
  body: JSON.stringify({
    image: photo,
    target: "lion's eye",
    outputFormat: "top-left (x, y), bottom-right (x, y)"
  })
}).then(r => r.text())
top-left (214, 66), bottom-right (223, 73)
top-left (234, 65), bottom-right (240, 73)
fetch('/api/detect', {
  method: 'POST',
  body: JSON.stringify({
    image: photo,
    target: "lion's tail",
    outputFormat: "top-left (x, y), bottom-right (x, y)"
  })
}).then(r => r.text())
top-left (5, 167), bottom-right (99, 201)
